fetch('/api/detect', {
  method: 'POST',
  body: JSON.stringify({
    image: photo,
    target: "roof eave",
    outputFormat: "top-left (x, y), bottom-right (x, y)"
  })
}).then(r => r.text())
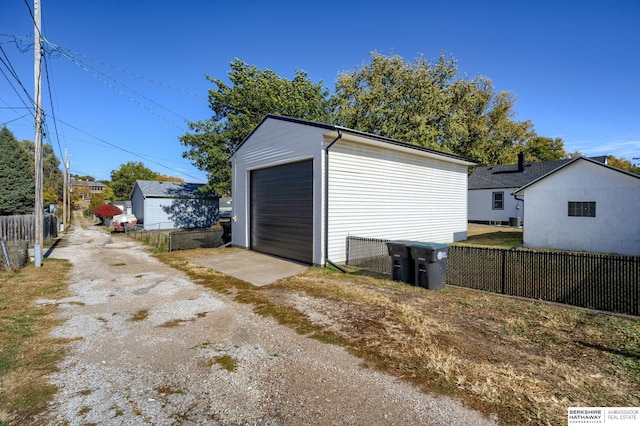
top-left (324, 129), bottom-right (478, 166)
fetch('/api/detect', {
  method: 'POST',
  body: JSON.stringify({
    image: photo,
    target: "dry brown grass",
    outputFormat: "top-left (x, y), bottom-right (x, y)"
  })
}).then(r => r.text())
top-left (265, 270), bottom-right (640, 425)
top-left (159, 245), bottom-right (640, 426)
top-left (0, 258), bottom-right (72, 425)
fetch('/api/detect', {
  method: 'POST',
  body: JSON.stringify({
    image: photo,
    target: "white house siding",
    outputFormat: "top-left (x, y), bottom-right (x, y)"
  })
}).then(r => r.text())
top-left (131, 188), bottom-right (145, 224)
top-left (520, 160), bottom-right (640, 256)
top-left (327, 140), bottom-right (469, 263)
top-left (231, 119), bottom-right (328, 264)
top-left (143, 198), bottom-right (175, 230)
top-left (468, 188), bottom-right (523, 223)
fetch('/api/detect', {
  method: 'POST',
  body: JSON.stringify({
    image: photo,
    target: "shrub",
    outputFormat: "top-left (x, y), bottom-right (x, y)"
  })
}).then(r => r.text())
top-left (92, 204), bottom-right (122, 222)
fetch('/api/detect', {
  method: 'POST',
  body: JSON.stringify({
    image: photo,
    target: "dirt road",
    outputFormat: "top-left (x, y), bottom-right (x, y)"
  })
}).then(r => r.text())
top-left (38, 219), bottom-right (495, 425)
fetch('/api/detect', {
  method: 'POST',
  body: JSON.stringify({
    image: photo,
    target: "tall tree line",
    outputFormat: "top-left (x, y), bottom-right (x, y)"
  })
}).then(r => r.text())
top-left (181, 53), bottom-right (582, 195)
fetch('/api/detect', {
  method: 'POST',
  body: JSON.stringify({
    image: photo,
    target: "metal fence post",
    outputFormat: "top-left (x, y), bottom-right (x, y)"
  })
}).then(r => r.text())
top-left (500, 249), bottom-right (506, 294)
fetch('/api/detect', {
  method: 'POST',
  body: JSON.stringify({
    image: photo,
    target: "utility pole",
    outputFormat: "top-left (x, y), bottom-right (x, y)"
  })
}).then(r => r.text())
top-left (66, 154), bottom-right (71, 227)
top-left (33, 0), bottom-right (44, 267)
top-left (63, 147), bottom-right (68, 230)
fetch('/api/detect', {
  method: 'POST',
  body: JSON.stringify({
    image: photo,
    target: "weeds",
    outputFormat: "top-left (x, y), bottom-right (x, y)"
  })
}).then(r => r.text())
top-left (0, 259), bottom-right (72, 424)
top-left (158, 249), bottom-right (640, 426)
top-left (206, 355), bottom-right (237, 372)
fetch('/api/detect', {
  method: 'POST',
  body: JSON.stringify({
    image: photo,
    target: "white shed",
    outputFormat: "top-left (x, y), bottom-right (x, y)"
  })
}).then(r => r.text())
top-left (513, 157), bottom-right (640, 256)
top-left (231, 115), bottom-right (476, 265)
top-left (131, 180), bottom-right (219, 231)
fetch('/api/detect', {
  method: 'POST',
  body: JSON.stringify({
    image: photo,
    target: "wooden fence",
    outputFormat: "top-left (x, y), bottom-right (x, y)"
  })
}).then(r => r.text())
top-left (345, 236), bottom-right (640, 316)
top-left (0, 214), bottom-right (58, 243)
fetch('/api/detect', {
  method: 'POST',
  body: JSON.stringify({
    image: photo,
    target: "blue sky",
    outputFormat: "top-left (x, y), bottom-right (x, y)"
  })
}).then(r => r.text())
top-left (1, 0), bottom-right (639, 182)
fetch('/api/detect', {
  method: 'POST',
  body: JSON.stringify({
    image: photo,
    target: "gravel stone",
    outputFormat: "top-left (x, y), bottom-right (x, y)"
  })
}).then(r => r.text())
top-left (37, 221), bottom-right (497, 425)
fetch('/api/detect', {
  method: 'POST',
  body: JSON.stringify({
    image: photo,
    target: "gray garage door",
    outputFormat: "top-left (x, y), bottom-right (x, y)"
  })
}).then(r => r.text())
top-left (250, 160), bottom-right (313, 264)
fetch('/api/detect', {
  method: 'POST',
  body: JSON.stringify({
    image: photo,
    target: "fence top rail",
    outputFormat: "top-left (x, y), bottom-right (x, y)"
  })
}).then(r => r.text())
top-left (346, 236), bottom-right (640, 261)
top-left (450, 245), bottom-right (640, 261)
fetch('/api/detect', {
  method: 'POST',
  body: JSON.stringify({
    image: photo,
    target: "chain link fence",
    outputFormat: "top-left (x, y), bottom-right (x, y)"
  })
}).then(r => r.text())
top-left (345, 236), bottom-right (391, 275)
top-left (126, 225), bottom-right (229, 252)
top-left (346, 235), bottom-right (640, 316)
top-left (0, 238), bottom-right (29, 271)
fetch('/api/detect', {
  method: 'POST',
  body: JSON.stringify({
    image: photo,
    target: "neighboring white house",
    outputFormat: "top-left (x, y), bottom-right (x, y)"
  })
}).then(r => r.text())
top-left (109, 200), bottom-right (132, 215)
top-left (230, 115), bottom-right (477, 266)
top-left (131, 180), bottom-right (219, 231)
top-left (468, 154), bottom-right (608, 225)
top-left (468, 154), bottom-right (571, 225)
top-left (513, 157), bottom-right (640, 256)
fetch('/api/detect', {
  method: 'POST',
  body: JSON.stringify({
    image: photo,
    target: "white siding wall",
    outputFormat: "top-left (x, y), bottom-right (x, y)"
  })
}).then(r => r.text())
top-left (231, 119), bottom-right (327, 264)
top-left (521, 160), bottom-right (640, 256)
top-left (468, 188), bottom-right (522, 223)
top-left (327, 140), bottom-right (469, 263)
top-left (143, 198), bottom-right (175, 230)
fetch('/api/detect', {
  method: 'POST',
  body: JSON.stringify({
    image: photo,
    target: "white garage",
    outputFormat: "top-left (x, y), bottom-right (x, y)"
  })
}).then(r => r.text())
top-left (231, 115), bottom-right (476, 266)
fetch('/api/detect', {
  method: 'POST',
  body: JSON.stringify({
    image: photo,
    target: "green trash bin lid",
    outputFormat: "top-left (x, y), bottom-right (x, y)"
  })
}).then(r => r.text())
top-left (408, 242), bottom-right (449, 251)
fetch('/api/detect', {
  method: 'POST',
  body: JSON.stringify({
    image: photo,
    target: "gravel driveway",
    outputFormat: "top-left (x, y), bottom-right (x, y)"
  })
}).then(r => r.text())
top-left (38, 220), bottom-right (496, 425)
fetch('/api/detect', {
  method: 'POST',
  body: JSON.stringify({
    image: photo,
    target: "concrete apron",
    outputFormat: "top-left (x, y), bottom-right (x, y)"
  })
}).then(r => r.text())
top-left (191, 249), bottom-right (309, 287)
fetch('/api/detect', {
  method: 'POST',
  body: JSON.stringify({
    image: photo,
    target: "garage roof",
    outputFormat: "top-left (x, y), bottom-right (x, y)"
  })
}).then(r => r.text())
top-left (232, 114), bottom-right (478, 166)
top-left (133, 180), bottom-right (216, 199)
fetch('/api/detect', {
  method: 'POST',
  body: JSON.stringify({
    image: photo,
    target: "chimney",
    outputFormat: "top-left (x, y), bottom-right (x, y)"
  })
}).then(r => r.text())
top-left (518, 152), bottom-right (525, 172)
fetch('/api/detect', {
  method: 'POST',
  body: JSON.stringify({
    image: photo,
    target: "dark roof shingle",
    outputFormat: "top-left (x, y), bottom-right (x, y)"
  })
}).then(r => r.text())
top-left (468, 159), bottom-right (573, 189)
top-left (133, 180), bottom-right (215, 198)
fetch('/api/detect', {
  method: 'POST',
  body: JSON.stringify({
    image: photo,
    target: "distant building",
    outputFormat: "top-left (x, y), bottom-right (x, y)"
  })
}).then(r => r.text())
top-left (130, 180), bottom-right (219, 230)
top-left (468, 154), bottom-right (608, 225)
top-left (513, 157), bottom-right (640, 256)
top-left (71, 179), bottom-right (107, 200)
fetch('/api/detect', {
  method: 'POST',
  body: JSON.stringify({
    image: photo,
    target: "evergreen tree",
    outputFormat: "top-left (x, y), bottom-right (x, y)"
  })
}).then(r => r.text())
top-left (0, 126), bottom-right (35, 215)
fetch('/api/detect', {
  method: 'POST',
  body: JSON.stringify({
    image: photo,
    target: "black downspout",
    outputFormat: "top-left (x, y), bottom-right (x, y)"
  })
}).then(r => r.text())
top-left (324, 130), bottom-right (347, 272)
top-left (513, 192), bottom-right (524, 226)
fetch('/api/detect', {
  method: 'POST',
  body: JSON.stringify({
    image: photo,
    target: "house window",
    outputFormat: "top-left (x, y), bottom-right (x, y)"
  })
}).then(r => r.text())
top-left (492, 192), bottom-right (504, 210)
top-left (568, 201), bottom-right (596, 217)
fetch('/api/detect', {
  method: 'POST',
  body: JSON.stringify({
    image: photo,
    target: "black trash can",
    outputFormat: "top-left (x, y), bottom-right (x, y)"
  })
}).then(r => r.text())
top-left (409, 242), bottom-right (449, 290)
top-left (386, 240), bottom-right (416, 284)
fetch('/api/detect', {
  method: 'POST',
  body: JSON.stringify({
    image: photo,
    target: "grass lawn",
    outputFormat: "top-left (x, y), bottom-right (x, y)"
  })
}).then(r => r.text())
top-left (3, 222), bottom-right (636, 425)
top-left (456, 224), bottom-right (523, 249)
top-left (0, 259), bottom-right (72, 425)
top-left (158, 228), bottom-right (640, 426)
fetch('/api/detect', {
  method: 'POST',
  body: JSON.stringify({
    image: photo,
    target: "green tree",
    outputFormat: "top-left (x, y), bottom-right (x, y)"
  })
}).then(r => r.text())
top-left (155, 174), bottom-right (184, 182)
top-left (72, 174), bottom-right (95, 181)
top-left (523, 136), bottom-right (567, 162)
top-left (607, 156), bottom-right (640, 175)
top-left (18, 139), bottom-right (63, 205)
top-left (88, 193), bottom-right (105, 214)
top-left (181, 58), bottom-right (333, 195)
top-left (332, 52), bottom-right (538, 166)
top-left (110, 162), bottom-right (158, 200)
top-left (333, 53), bottom-right (457, 149)
top-left (100, 185), bottom-right (115, 201)
top-left (0, 127), bottom-right (34, 215)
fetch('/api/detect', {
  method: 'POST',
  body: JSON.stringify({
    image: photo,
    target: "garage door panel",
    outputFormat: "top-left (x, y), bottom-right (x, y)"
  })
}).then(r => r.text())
top-left (250, 160), bottom-right (313, 264)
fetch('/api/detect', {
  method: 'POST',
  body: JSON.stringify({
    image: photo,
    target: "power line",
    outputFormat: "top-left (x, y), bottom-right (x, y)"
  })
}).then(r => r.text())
top-left (58, 118), bottom-right (205, 181)
top-left (42, 51), bottom-right (64, 160)
top-left (0, 44), bottom-right (35, 112)
top-left (60, 47), bottom-right (207, 101)
top-left (50, 44), bottom-right (188, 131)
top-left (1, 112), bottom-right (31, 126)
top-left (1, 29), bottom-right (206, 183)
